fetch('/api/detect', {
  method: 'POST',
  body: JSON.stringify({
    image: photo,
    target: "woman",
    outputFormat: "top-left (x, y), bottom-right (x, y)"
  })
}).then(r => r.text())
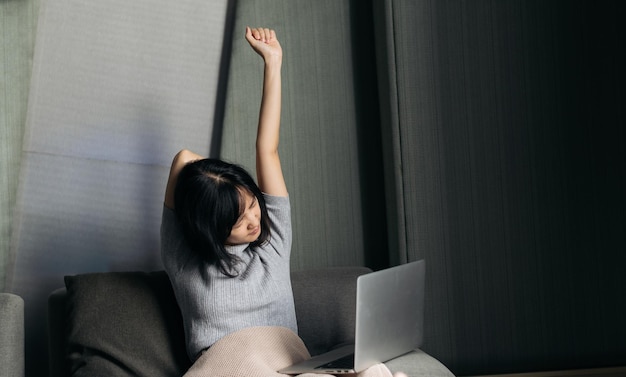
top-left (161, 25), bottom-right (295, 359)
top-left (161, 27), bottom-right (401, 377)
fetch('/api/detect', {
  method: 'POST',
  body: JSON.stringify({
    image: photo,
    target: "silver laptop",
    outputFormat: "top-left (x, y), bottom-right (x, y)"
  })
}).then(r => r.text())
top-left (279, 260), bottom-right (425, 374)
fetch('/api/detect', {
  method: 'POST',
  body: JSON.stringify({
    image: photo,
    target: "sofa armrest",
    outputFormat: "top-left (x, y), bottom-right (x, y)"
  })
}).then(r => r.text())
top-left (0, 292), bottom-right (25, 377)
top-left (386, 349), bottom-right (455, 377)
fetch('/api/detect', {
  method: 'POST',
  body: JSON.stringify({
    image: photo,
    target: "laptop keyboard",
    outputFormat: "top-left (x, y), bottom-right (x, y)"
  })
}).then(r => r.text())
top-left (315, 353), bottom-right (355, 370)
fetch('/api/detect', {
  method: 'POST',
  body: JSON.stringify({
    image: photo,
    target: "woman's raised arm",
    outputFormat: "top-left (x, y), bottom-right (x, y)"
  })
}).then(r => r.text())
top-left (245, 27), bottom-right (287, 197)
top-left (164, 149), bottom-right (203, 209)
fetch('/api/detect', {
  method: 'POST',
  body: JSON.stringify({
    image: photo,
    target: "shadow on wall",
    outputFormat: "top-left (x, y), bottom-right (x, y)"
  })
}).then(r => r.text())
top-left (210, 0), bottom-right (237, 159)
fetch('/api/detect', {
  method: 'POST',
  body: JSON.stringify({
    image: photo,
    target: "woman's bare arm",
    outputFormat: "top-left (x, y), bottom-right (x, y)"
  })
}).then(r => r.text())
top-left (164, 149), bottom-right (204, 209)
top-left (245, 27), bottom-right (287, 197)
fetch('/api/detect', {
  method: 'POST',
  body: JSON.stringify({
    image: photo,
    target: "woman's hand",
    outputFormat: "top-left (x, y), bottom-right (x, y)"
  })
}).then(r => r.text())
top-left (245, 27), bottom-right (282, 64)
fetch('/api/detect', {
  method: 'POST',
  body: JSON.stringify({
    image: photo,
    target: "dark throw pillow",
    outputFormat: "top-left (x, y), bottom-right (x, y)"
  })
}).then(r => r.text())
top-left (64, 271), bottom-right (191, 377)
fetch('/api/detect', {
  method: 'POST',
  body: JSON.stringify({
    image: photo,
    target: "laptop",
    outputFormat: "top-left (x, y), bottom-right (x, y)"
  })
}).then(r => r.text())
top-left (279, 260), bottom-right (426, 374)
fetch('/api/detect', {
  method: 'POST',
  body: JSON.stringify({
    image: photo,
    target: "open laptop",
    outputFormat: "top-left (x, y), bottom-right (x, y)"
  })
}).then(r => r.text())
top-left (279, 260), bottom-right (426, 375)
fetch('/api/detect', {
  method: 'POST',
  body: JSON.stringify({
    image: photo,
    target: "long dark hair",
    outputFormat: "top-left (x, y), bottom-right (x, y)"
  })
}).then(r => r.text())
top-left (174, 158), bottom-right (270, 277)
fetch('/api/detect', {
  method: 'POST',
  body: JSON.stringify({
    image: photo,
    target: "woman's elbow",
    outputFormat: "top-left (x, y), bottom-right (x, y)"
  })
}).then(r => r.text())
top-left (173, 149), bottom-right (202, 167)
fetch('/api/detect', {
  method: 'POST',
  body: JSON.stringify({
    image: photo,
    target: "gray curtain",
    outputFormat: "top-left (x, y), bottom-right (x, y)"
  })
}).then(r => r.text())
top-left (375, 0), bottom-right (626, 374)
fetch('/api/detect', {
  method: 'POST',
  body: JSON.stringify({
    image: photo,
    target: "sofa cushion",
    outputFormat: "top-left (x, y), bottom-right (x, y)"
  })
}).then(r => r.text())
top-left (64, 271), bottom-right (190, 377)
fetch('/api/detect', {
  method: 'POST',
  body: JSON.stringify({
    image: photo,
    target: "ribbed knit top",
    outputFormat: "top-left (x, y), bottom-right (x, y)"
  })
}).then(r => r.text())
top-left (160, 194), bottom-right (297, 361)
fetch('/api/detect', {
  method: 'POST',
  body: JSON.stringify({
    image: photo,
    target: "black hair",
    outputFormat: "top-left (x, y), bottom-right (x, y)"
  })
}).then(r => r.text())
top-left (174, 158), bottom-right (270, 277)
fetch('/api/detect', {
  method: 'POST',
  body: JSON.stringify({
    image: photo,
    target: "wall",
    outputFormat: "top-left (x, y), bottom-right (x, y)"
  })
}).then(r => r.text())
top-left (376, 0), bottom-right (626, 375)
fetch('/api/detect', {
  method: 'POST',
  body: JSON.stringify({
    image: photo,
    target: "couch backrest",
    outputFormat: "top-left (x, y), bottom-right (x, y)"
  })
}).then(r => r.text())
top-left (48, 267), bottom-right (371, 377)
top-left (291, 267), bottom-right (371, 356)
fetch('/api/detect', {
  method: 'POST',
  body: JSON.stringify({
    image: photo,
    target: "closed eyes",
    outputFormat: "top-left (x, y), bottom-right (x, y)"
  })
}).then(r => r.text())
top-left (232, 197), bottom-right (258, 228)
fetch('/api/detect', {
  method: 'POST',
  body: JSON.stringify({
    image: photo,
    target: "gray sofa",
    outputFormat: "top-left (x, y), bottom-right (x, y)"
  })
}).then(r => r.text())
top-left (48, 267), bottom-right (454, 377)
top-left (0, 292), bottom-right (25, 377)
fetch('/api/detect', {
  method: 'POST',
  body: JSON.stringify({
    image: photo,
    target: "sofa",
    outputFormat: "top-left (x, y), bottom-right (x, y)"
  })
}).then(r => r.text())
top-left (47, 267), bottom-right (454, 377)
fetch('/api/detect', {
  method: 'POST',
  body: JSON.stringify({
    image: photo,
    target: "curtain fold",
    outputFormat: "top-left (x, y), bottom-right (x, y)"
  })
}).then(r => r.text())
top-left (0, 0), bottom-right (40, 292)
top-left (372, 0), bottom-right (407, 266)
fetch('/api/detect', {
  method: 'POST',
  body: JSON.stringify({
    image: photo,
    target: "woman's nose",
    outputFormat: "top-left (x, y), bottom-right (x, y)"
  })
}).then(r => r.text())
top-left (245, 211), bottom-right (258, 224)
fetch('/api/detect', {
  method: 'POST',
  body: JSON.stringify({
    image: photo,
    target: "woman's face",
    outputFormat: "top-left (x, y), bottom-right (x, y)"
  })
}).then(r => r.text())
top-left (225, 190), bottom-right (261, 245)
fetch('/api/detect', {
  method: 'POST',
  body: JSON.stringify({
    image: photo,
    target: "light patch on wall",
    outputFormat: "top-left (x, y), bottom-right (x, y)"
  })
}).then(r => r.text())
top-left (8, 0), bottom-right (230, 375)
